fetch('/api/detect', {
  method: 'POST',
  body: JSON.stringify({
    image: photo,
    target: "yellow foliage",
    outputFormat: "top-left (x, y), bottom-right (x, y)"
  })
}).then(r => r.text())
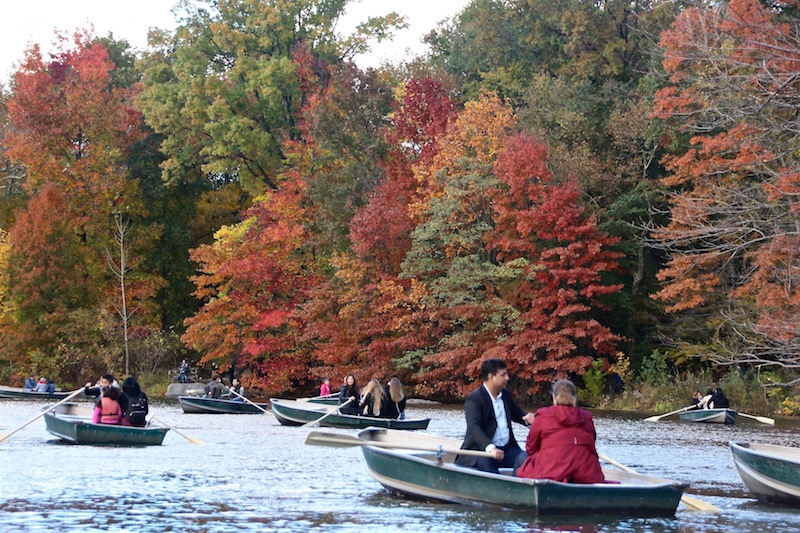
top-left (0, 228), bottom-right (7, 313)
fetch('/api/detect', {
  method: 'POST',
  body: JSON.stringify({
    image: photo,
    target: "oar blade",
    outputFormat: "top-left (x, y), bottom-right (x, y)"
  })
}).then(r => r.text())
top-left (305, 430), bottom-right (361, 448)
top-left (681, 494), bottom-right (721, 513)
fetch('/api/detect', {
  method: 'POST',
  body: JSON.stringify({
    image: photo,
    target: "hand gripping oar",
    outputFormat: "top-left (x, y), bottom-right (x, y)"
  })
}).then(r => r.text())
top-left (224, 387), bottom-right (271, 415)
top-left (301, 398), bottom-right (353, 428)
top-left (150, 415), bottom-right (204, 444)
top-left (305, 430), bottom-right (493, 457)
top-left (737, 412), bottom-right (775, 425)
top-left (644, 406), bottom-right (693, 422)
top-left (598, 454), bottom-right (721, 513)
top-left (0, 387), bottom-right (85, 443)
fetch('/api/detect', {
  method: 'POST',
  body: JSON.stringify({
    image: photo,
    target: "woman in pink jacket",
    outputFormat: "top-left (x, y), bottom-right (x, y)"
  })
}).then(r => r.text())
top-left (516, 379), bottom-right (604, 483)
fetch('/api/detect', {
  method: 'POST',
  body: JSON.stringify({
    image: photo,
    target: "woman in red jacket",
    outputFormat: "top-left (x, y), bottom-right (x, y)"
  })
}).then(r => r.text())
top-left (516, 379), bottom-right (604, 483)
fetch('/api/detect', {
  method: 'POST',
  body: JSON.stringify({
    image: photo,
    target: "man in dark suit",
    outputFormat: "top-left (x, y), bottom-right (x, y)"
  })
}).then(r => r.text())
top-left (456, 358), bottom-right (536, 472)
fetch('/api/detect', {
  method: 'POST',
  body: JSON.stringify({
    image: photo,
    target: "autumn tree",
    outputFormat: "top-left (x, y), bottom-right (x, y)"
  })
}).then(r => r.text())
top-left (651, 0), bottom-right (800, 371)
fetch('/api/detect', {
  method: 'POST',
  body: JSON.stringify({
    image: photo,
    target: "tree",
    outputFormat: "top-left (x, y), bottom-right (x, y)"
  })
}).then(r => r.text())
top-left (651, 0), bottom-right (800, 370)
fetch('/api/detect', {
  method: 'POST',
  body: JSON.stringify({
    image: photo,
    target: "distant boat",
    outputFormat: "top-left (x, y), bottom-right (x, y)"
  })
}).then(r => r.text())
top-left (353, 428), bottom-right (688, 516)
top-left (43, 403), bottom-right (168, 446)
top-left (679, 408), bottom-right (737, 424)
top-left (0, 385), bottom-right (70, 400)
top-left (299, 393), bottom-right (340, 406)
top-left (178, 395), bottom-right (269, 414)
top-left (730, 441), bottom-right (800, 505)
top-left (270, 398), bottom-right (430, 430)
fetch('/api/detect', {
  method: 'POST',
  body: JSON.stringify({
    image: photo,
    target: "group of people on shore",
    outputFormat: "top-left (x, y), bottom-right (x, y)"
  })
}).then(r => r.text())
top-left (84, 374), bottom-right (150, 427)
top-left (690, 387), bottom-right (730, 410)
top-left (23, 375), bottom-right (56, 393)
top-left (333, 374), bottom-right (407, 420)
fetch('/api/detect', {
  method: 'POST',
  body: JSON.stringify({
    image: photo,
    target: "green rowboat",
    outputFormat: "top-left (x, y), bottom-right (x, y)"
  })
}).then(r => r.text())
top-left (43, 403), bottom-right (168, 445)
top-left (355, 428), bottom-right (688, 516)
top-left (0, 385), bottom-right (70, 400)
top-left (270, 398), bottom-right (430, 430)
top-left (178, 395), bottom-right (269, 414)
top-left (300, 394), bottom-right (340, 406)
top-left (679, 408), bottom-right (737, 424)
top-left (730, 441), bottom-right (800, 505)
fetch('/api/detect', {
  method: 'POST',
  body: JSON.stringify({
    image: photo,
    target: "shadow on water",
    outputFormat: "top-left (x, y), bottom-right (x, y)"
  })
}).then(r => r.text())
top-left (3, 400), bottom-right (800, 531)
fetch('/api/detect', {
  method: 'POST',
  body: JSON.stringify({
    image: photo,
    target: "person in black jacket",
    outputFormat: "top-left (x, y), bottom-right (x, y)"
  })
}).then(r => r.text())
top-left (711, 387), bottom-right (730, 409)
top-left (338, 374), bottom-right (360, 415)
top-left (455, 359), bottom-right (535, 473)
top-left (379, 377), bottom-right (406, 419)
top-left (119, 377), bottom-right (149, 427)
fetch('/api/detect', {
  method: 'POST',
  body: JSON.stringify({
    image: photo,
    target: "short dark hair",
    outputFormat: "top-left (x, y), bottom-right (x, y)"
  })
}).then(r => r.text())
top-left (481, 359), bottom-right (507, 380)
top-left (102, 374), bottom-right (115, 383)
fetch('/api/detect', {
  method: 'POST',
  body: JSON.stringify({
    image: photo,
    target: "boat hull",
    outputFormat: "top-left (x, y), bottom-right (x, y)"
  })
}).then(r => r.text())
top-left (270, 398), bottom-right (430, 430)
top-left (178, 396), bottom-right (269, 414)
top-left (0, 385), bottom-right (70, 400)
top-left (44, 404), bottom-right (168, 445)
top-left (730, 441), bottom-right (800, 505)
top-left (356, 428), bottom-right (687, 516)
top-left (679, 408), bottom-right (737, 424)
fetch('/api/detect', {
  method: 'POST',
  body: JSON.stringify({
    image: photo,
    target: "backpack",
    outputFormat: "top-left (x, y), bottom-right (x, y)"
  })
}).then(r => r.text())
top-left (126, 394), bottom-right (149, 426)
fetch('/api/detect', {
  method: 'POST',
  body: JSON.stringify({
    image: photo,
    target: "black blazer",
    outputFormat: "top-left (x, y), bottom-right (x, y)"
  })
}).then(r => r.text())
top-left (455, 385), bottom-right (527, 467)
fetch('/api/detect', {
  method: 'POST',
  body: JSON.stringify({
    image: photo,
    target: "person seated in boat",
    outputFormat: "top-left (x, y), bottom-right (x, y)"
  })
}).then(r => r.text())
top-left (338, 374), bottom-right (361, 415)
top-left (455, 358), bottom-right (535, 473)
top-left (711, 387), bottom-right (729, 409)
top-left (205, 374), bottom-right (224, 399)
top-left (320, 377), bottom-right (331, 397)
top-left (35, 377), bottom-right (48, 392)
top-left (697, 389), bottom-right (714, 409)
top-left (92, 386), bottom-right (123, 425)
top-left (690, 390), bottom-right (703, 410)
top-left (46, 380), bottom-right (55, 393)
top-left (516, 379), bottom-right (605, 484)
top-left (119, 377), bottom-right (149, 427)
top-left (379, 377), bottom-right (406, 420)
top-left (23, 375), bottom-right (36, 391)
top-left (359, 378), bottom-right (386, 417)
top-left (223, 378), bottom-right (244, 401)
top-left (84, 374), bottom-right (118, 398)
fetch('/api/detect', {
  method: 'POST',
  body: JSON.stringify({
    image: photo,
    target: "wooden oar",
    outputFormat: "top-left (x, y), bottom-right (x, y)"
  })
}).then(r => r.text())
top-left (0, 387), bottom-right (85, 443)
top-left (224, 387), bottom-right (271, 415)
top-left (300, 398), bottom-right (353, 428)
top-left (644, 405), bottom-right (693, 422)
top-left (150, 415), bottom-right (204, 445)
top-left (598, 454), bottom-right (721, 513)
top-left (736, 412), bottom-right (775, 425)
top-left (305, 430), bottom-right (493, 457)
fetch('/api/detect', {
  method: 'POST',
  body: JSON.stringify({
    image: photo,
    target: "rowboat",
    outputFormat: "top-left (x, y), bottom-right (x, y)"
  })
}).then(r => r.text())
top-left (0, 385), bottom-right (70, 400)
top-left (730, 442), bottom-right (800, 505)
top-left (43, 403), bottom-right (168, 445)
top-left (178, 395), bottom-right (269, 414)
top-left (679, 408), bottom-right (737, 424)
top-left (299, 393), bottom-right (340, 406)
top-left (270, 398), bottom-right (430, 430)
top-left (351, 428), bottom-right (688, 516)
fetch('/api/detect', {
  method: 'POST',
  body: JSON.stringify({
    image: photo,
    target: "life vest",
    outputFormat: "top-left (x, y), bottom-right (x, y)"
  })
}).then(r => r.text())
top-left (100, 396), bottom-right (121, 424)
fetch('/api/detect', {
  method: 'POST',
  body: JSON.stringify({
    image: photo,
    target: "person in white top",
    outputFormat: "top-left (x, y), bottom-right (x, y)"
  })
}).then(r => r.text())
top-left (455, 359), bottom-right (536, 473)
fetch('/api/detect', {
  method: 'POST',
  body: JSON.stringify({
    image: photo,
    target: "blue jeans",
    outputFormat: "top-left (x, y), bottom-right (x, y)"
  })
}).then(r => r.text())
top-left (475, 442), bottom-right (527, 474)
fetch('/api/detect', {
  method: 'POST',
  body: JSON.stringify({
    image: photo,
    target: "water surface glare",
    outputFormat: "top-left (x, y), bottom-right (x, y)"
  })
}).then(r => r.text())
top-left (2, 400), bottom-right (800, 532)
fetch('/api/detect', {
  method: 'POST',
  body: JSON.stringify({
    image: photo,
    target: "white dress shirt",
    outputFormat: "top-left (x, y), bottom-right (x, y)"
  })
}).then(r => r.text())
top-left (484, 383), bottom-right (510, 450)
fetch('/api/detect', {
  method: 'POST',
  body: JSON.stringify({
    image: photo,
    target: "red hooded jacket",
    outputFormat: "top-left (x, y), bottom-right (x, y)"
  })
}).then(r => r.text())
top-left (516, 405), bottom-right (605, 483)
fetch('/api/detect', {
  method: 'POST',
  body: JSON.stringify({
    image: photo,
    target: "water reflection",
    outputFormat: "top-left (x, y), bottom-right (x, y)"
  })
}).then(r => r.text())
top-left (2, 401), bottom-right (800, 531)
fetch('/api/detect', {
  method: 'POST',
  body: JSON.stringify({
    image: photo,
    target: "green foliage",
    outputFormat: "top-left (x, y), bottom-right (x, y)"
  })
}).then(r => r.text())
top-left (637, 349), bottom-right (670, 386)
top-left (578, 359), bottom-right (606, 407)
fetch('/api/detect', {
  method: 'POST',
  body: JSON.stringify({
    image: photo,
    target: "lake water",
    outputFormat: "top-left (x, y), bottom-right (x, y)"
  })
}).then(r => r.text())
top-left (2, 400), bottom-right (800, 532)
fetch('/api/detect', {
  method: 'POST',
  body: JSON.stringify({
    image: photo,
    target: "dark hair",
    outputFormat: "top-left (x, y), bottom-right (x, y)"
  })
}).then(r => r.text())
top-left (103, 386), bottom-right (121, 401)
top-left (122, 377), bottom-right (142, 397)
top-left (102, 374), bottom-right (115, 383)
top-left (343, 374), bottom-right (358, 396)
top-left (480, 359), bottom-right (507, 380)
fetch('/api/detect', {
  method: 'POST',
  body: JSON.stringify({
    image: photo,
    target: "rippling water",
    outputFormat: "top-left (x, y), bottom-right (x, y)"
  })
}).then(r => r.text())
top-left (2, 400), bottom-right (800, 532)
